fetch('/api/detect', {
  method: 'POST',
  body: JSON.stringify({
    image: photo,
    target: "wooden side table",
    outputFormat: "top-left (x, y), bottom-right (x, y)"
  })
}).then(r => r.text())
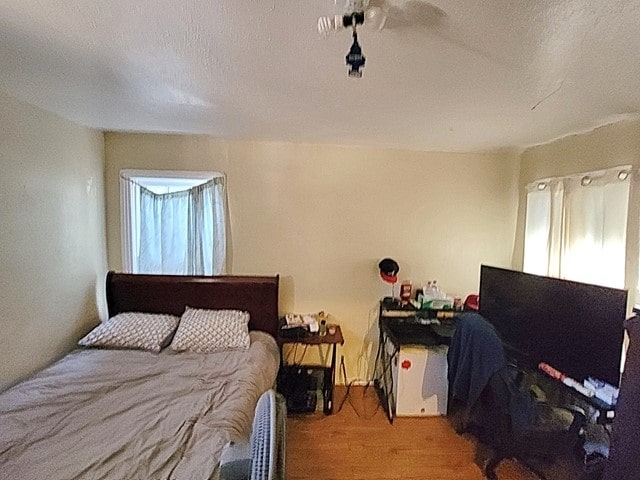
top-left (277, 325), bottom-right (344, 414)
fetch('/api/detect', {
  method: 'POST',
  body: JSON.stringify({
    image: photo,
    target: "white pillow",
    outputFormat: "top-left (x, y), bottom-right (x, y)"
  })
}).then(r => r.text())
top-left (78, 312), bottom-right (180, 353)
top-left (170, 307), bottom-right (251, 353)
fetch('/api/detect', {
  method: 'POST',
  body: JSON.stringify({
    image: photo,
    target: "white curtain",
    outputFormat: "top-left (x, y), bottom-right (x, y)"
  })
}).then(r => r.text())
top-left (561, 171), bottom-right (629, 288)
top-left (523, 184), bottom-right (552, 276)
top-left (132, 176), bottom-right (227, 275)
top-left (524, 168), bottom-right (630, 289)
top-left (524, 181), bottom-right (565, 277)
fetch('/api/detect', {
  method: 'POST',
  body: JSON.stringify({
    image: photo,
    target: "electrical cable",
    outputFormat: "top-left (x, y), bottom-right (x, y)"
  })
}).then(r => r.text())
top-left (334, 356), bottom-right (353, 414)
top-left (293, 344), bottom-right (308, 365)
top-left (348, 383), bottom-right (379, 420)
top-left (334, 355), bottom-right (379, 419)
top-left (372, 331), bottom-right (398, 421)
top-left (284, 343), bottom-right (296, 364)
top-left (373, 333), bottom-right (383, 375)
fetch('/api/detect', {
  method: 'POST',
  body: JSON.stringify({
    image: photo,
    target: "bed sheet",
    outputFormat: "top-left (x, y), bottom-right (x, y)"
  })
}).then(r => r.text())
top-left (0, 331), bottom-right (279, 480)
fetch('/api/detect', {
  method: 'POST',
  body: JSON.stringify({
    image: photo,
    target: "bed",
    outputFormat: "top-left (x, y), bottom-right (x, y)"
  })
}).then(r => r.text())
top-left (0, 272), bottom-right (281, 480)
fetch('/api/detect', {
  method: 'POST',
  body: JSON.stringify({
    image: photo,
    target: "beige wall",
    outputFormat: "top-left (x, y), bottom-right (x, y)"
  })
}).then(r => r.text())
top-left (0, 91), bottom-right (107, 390)
top-left (105, 133), bottom-right (519, 379)
top-left (513, 120), bottom-right (640, 301)
top-left (520, 120), bottom-right (640, 185)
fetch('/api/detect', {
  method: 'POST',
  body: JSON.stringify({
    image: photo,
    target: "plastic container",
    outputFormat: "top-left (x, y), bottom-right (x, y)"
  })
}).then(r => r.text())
top-left (422, 280), bottom-right (446, 309)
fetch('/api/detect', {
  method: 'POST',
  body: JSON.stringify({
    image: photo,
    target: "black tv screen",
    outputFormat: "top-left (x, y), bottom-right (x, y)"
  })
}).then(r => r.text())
top-left (479, 265), bottom-right (627, 387)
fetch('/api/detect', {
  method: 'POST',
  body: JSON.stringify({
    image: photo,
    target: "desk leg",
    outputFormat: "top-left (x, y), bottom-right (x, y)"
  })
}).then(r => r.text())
top-left (323, 343), bottom-right (337, 414)
top-left (377, 334), bottom-right (395, 424)
top-left (373, 329), bottom-right (389, 423)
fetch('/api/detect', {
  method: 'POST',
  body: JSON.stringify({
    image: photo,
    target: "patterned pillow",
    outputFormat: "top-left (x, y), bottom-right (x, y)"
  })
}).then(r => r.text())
top-left (170, 307), bottom-right (251, 353)
top-left (78, 312), bottom-right (180, 353)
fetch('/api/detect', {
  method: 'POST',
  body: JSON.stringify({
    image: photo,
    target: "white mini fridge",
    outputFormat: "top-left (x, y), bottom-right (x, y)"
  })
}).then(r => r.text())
top-left (391, 344), bottom-right (449, 416)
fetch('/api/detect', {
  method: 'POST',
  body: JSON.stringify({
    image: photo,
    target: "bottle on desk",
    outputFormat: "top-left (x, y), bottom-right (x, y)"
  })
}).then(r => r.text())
top-left (319, 319), bottom-right (327, 337)
top-left (400, 281), bottom-right (412, 305)
top-left (422, 280), bottom-right (442, 308)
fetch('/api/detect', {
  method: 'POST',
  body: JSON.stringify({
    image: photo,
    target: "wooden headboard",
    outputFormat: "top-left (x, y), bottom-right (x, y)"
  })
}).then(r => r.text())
top-left (106, 272), bottom-right (280, 338)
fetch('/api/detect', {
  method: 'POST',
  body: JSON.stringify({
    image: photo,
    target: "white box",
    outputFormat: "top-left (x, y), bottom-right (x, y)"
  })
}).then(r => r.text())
top-left (392, 345), bottom-right (449, 416)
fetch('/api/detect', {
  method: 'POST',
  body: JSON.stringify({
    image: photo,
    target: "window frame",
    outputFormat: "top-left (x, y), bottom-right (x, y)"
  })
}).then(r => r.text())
top-left (119, 169), bottom-right (223, 273)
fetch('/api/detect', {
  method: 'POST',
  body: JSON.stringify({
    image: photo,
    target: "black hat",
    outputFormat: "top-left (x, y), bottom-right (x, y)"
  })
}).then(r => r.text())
top-left (378, 258), bottom-right (399, 284)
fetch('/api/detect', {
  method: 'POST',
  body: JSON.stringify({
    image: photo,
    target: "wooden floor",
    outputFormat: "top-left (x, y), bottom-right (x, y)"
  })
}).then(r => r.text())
top-left (286, 387), bottom-right (538, 480)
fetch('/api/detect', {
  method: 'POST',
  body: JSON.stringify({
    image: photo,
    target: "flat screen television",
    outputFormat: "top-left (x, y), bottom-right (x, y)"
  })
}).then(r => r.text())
top-left (479, 265), bottom-right (627, 387)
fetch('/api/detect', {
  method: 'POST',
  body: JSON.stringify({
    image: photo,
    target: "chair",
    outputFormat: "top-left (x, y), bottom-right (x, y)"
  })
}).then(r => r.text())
top-left (479, 365), bottom-right (585, 480)
top-left (447, 312), bottom-right (506, 432)
top-left (447, 313), bottom-right (586, 480)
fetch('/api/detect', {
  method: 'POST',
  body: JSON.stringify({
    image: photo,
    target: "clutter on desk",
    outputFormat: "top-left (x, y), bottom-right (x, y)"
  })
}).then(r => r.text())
top-left (377, 265), bottom-right (476, 314)
top-left (463, 294), bottom-right (479, 311)
top-left (284, 311), bottom-right (329, 332)
top-left (538, 362), bottom-right (600, 399)
top-left (436, 310), bottom-right (455, 320)
top-left (418, 280), bottom-right (455, 310)
top-left (381, 308), bottom-right (417, 318)
top-left (453, 297), bottom-right (463, 310)
top-left (382, 296), bottom-right (400, 307)
top-left (400, 280), bottom-right (412, 305)
top-left (319, 319), bottom-right (327, 337)
top-left (279, 324), bottom-right (311, 339)
top-left (584, 377), bottom-right (619, 406)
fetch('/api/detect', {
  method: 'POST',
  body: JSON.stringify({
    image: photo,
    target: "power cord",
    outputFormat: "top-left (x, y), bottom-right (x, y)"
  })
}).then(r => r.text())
top-left (334, 355), bottom-right (379, 420)
top-left (335, 356), bottom-right (353, 414)
top-left (285, 343), bottom-right (309, 366)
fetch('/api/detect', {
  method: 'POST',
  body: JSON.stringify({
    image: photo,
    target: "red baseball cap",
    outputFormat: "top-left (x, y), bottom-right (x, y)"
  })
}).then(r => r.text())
top-left (380, 271), bottom-right (398, 284)
top-left (378, 258), bottom-right (399, 284)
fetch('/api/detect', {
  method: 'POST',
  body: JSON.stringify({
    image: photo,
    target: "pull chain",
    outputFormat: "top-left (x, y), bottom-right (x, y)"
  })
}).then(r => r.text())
top-left (345, 16), bottom-right (366, 77)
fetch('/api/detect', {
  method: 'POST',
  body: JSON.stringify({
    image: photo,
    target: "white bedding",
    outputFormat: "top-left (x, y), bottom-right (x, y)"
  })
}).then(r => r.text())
top-left (0, 331), bottom-right (279, 480)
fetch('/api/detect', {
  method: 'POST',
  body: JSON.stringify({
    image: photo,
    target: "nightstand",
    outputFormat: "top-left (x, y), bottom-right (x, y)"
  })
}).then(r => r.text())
top-left (277, 325), bottom-right (344, 414)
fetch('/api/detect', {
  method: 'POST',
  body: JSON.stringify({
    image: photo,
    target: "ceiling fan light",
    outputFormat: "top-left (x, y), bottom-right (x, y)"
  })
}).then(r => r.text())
top-left (343, 0), bottom-right (369, 14)
top-left (318, 15), bottom-right (344, 37)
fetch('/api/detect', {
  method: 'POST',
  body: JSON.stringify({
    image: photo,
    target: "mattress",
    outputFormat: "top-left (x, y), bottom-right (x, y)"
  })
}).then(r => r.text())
top-left (0, 331), bottom-right (279, 480)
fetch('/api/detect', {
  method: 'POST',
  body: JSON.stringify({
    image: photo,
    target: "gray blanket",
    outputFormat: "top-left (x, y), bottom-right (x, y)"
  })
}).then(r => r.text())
top-left (0, 331), bottom-right (279, 480)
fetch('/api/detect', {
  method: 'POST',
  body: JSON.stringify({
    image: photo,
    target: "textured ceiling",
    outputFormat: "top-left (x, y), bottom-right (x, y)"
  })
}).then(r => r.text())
top-left (1, 0), bottom-right (640, 152)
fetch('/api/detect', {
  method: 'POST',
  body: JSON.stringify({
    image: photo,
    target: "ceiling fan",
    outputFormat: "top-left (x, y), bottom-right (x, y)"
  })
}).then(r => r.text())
top-left (318, 0), bottom-right (387, 38)
top-left (317, 0), bottom-right (447, 77)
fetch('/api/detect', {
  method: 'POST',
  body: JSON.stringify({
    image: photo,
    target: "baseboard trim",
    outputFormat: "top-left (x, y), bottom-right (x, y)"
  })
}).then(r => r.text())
top-left (351, 380), bottom-right (375, 386)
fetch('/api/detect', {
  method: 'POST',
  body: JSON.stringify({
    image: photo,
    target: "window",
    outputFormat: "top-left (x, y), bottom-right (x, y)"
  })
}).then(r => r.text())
top-left (523, 166), bottom-right (631, 289)
top-left (120, 169), bottom-right (227, 275)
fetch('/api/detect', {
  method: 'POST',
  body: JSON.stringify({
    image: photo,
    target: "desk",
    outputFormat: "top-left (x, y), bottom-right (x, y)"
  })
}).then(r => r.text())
top-left (278, 325), bottom-right (344, 414)
top-left (374, 303), bottom-right (457, 423)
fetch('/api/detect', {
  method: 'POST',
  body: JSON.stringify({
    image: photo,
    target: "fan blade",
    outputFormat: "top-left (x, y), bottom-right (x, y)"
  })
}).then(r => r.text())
top-left (364, 6), bottom-right (388, 31)
top-left (379, 1), bottom-right (514, 69)
top-left (382, 0), bottom-right (447, 30)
